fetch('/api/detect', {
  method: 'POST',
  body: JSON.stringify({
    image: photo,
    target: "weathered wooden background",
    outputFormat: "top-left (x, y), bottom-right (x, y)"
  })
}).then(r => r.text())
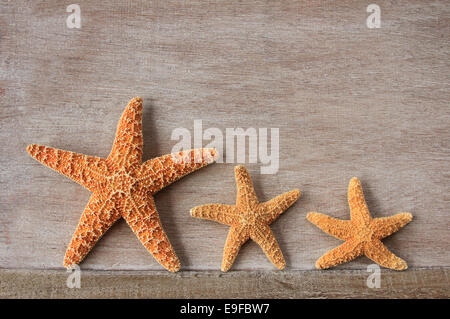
top-left (0, 0), bottom-right (449, 298)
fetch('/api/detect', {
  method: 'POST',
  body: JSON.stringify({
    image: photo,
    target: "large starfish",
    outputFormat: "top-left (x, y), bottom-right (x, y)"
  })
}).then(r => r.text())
top-left (27, 97), bottom-right (217, 272)
top-left (191, 166), bottom-right (300, 271)
top-left (307, 177), bottom-right (412, 270)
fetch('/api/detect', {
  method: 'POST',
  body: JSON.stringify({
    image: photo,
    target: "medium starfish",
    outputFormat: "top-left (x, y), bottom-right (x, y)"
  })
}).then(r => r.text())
top-left (307, 177), bottom-right (413, 271)
top-left (190, 165), bottom-right (300, 271)
top-left (27, 97), bottom-right (217, 272)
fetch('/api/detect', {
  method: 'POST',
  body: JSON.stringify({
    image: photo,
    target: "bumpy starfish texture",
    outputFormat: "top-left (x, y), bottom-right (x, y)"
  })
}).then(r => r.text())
top-left (191, 166), bottom-right (300, 271)
top-left (27, 97), bottom-right (217, 272)
top-left (307, 177), bottom-right (412, 271)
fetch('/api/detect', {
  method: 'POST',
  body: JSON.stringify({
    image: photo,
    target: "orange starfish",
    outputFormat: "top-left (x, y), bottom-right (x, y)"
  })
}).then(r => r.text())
top-left (191, 165), bottom-right (300, 271)
top-left (27, 97), bottom-right (217, 272)
top-left (307, 177), bottom-right (412, 271)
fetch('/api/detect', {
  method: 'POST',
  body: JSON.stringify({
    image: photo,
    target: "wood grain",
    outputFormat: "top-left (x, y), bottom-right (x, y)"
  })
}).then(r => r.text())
top-left (1, 269), bottom-right (448, 298)
top-left (0, 0), bottom-right (449, 297)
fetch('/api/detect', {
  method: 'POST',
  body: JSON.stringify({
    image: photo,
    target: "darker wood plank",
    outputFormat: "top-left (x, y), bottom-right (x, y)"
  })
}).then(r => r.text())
top-left (0, 268), bottom-right (448, 298)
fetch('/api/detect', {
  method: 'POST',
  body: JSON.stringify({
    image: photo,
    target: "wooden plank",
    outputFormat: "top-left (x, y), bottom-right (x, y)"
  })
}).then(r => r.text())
top-left (0, 0), bottom-right (448, 276)
top-left (1, 269), bottom-right (448, 298)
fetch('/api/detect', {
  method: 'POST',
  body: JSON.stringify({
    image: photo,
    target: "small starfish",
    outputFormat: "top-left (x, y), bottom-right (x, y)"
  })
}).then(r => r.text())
top-left (307, 177), bottom-right (412, 271)
top-left (27, 97), bottom-right (217, 272)
top-left (191, 165), bottom-right (300, 271)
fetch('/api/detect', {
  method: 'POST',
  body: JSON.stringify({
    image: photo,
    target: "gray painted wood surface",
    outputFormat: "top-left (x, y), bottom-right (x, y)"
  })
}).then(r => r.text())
top-left (0, 0), bottom-right (449, 297)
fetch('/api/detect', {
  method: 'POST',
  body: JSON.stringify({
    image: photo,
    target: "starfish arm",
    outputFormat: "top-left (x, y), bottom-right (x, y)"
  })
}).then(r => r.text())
top-left (306, 212), bottom-right (352, 241)
top-left (258, 189), bottom-right (300, 225)
top-left (122, 195), bottom-right (180, 272)
top-left (63, 192), bottom-right (121, 268)
top-left (136, 148), bottom-right (217, 193)
top-left (27, 144), bottom-right (109, 192)
top-left (251, 223), bottom-right (286, 270)
top-left (371, 213), bottom-right (413, 239)
top-left (234, 166), bottom-right (259, 211)
top-left (364, 240), bottom-right (408, 270)
top-left (190, 204), bottom-right (238, 226)
top-left (315, 239), bottom-right (364, 269)
top-left (221, 226), bottom-right (250, 272)
top-left (348, 177), bottom-right (372, 225)
top-left (108, 97), bottom-right (144, 168)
